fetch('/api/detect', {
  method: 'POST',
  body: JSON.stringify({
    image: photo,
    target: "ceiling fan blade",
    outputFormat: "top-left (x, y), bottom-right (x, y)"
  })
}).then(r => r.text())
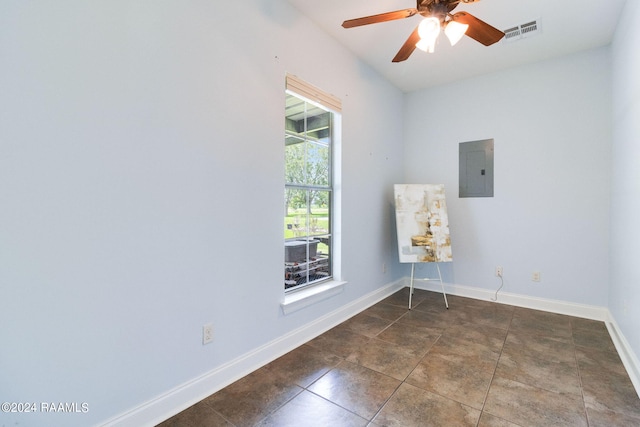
top-left (392, 25), bottom-right (421, 63)
top-left (342, 9), bottom-right (418, 28)
top-left (452, 11), bottom-right (505, 46)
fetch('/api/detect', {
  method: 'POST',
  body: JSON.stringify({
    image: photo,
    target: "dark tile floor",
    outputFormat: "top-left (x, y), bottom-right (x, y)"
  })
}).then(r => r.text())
top-left (158, 288), bottom-right (640, 426)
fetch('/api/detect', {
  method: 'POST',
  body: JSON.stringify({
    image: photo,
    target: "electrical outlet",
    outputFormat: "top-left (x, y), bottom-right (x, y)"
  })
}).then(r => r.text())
top-left (495, 266), bottom-right (503, 277)
top-left (203, 323), bottom-right (214, 345)
top-left (532, 271), bottom-right (541, 282)
top-left (382, 262), bottom-right (387, 274)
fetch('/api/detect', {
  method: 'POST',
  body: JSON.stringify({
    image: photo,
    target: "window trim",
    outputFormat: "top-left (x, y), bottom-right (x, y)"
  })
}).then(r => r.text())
top-left (284, 75), bottom-right (342, 298)
top-left (281, 279), bottom-right (347, 315)
top-left (285, 74), bottom-right (342, 113)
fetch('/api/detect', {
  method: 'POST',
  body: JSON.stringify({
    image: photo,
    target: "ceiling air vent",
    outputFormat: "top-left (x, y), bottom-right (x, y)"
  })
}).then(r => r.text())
top-left (503, 19), bottom-right (541, 43)
top-left (503, 26), bottom-right (521, 41)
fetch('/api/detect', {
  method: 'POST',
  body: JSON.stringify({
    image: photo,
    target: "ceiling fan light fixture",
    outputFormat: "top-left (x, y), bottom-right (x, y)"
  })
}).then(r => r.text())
top-left (415, 38), bottom-right (435, 53)
top-left (444, 20), bottom-right (469, 46)
top-left (341, 0), bottom-right (506, 62)
top-left (416, 17), bottom-right (441, 53)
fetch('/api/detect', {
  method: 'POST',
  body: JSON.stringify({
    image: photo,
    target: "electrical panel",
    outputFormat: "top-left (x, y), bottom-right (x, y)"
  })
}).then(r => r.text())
top-left (459, 139), bottom-right (494, 198)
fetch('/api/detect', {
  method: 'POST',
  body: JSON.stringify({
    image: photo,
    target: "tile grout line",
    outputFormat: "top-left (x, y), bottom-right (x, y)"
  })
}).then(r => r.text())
top-left (366, 296), bottom-right (436, 425)
top-left (474, 304), bottom-right (516, 427)
top-left (181, 291), bottom-right (635, 427)
top-left (571, 319), bottom-right (592, 427)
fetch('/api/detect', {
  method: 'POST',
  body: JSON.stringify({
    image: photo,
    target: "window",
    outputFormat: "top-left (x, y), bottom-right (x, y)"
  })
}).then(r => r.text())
top-left (284, 75), bottom-right (340, 293)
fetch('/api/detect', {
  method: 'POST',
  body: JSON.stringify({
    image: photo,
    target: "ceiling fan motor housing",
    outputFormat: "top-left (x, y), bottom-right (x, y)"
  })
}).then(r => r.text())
top-left (342, 0), bottom-right (503, 62)
top-left (418, 0), bottom-right (458, 23)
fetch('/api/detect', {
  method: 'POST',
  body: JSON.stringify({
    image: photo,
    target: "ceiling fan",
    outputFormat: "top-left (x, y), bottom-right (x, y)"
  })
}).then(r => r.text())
top-left (342, 0), bottom-right (505, 62)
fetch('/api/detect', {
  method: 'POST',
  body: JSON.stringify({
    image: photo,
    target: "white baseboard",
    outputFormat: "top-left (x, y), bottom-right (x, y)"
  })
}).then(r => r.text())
top-left (101, 277), bottom-right (640, 426)
top-left (410, 278), bottom-right (609, 321)
top-left (410, 278), bottom-right (640, 397)
top-left (606, 315), bottom-right (640, 398)
top-left (99, 278), bottom-right (406, 427)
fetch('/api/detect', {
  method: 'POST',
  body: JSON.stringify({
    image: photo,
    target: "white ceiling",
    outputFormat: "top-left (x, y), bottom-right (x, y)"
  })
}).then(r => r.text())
top-left (286, 0), bottom-right (626, 92)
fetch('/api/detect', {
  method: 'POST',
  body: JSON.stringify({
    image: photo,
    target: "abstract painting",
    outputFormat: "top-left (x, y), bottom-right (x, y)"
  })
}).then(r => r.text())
top-left (394, 184), bottom-right (452, 263)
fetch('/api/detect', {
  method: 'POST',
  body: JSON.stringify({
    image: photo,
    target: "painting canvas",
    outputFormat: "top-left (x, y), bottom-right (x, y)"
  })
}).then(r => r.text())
top-left (394, 184), bottom-right (452, 263)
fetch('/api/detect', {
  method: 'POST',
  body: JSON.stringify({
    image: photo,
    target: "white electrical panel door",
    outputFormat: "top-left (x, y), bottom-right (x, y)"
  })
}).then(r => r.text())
top-left (459, 139), bottom-right (494, 198)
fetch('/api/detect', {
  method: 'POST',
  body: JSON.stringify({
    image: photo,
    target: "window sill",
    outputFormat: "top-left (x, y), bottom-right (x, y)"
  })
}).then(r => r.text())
top-left (281, 280), bottom-right (347, 315)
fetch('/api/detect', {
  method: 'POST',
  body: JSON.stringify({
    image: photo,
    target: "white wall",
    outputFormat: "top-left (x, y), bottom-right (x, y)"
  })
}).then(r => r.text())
top-left (403, 47), bottom-right (612, 307)
top-left (610, 0), bottom-right (640, 365)
top-left (0, 1), bottom-right (404, 426)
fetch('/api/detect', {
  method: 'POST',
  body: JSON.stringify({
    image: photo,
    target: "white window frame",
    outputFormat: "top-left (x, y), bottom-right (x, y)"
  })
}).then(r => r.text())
top-left (282, 75), bottom-right (344, 313)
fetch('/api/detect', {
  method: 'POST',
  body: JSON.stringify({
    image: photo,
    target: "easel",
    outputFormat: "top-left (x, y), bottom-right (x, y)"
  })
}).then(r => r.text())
top-left (408, 262), bottom-right (449, 310)
top-left (394, 184), bottom-right (452, 311)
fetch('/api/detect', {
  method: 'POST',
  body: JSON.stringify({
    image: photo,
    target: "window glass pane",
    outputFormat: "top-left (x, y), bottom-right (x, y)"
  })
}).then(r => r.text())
top-left (285, 135), bottom-right (305, 185)
top-left (285, 248), bottom-right (330, 289)
top-left (285, 94), bottom-right (306, 132)
top-left (284, 188), bottom-right (307, 239)
top-left (317, 235), bottom-right (331, 277)
top-left (284, 89), bottom-right (333, 292)
top-left (306, 140), bottom-right (329, 187)
top-left (304, 106), bottom-right (330, 140)
top-left (284, 236), bottom-right (331, 289)
top-left (309, 190), bottom-right (330, 237)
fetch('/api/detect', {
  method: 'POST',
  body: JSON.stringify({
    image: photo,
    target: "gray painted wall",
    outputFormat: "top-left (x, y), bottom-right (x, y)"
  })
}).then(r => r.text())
top-left (403, 47), bottom-right (611, 307)
top-left (611, 0), bottom-right (640, 371)
top-left (0, 1), bottom-right (404, 425)
top-left (2, 0), bottom-right (637, 425)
